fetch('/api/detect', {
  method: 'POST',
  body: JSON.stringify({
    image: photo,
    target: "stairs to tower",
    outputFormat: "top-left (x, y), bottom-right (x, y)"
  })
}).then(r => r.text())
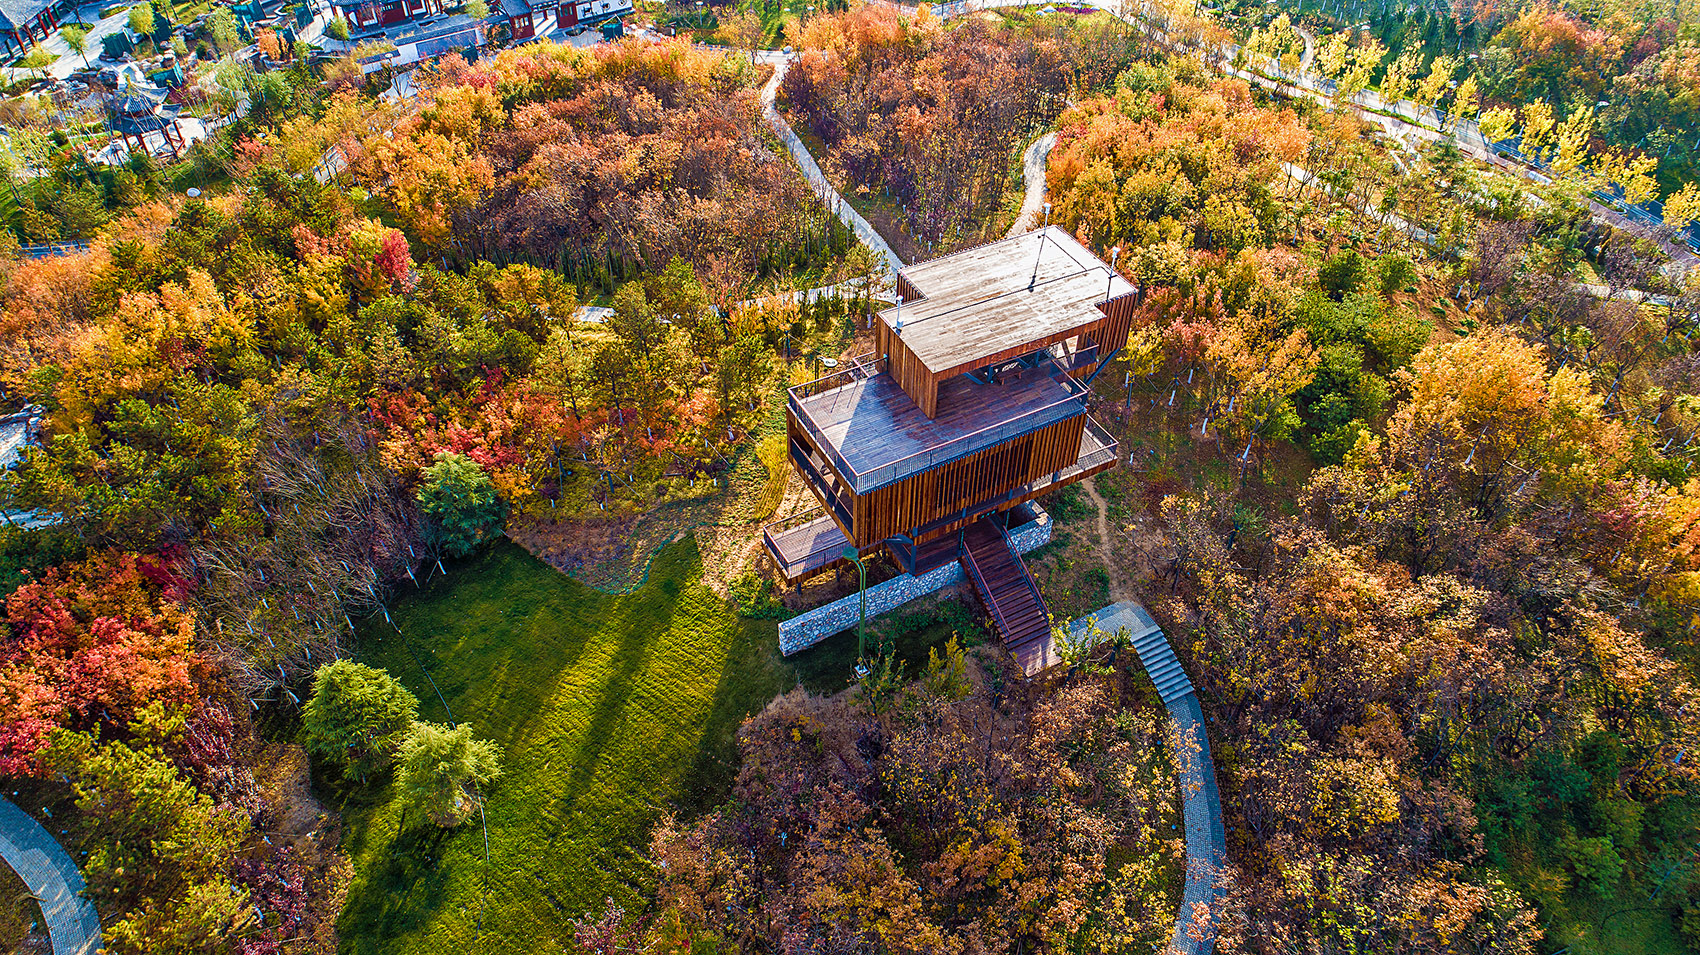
top-left (960, 519), bottom-right (1051, 672)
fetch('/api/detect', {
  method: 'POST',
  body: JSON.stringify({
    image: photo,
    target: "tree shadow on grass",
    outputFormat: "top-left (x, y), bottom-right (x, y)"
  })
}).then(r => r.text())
top-left (336, 815), bottom-right (456, 948)
top-left (675, 612), bottom-right (790, 815)
top-left (553, 572), bottom-right (687, 816)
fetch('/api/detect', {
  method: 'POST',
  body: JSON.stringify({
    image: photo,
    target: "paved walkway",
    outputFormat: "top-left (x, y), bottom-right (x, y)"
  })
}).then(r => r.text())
top-left (1007, 130), bottom-right (1056, 238)
top-left (756, 51), bottom-right (903, 275)
top-left (5, 3), bottom-right (132, 82)
top-left (0, 798), bottom-right (101, 955)
top-left (1068, 602), bottom-right (1226, 955)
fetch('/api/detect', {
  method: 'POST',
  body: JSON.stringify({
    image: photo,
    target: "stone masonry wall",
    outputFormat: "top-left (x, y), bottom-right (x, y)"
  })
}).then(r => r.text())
top-left (778, 504), bottom-right (1052, 655)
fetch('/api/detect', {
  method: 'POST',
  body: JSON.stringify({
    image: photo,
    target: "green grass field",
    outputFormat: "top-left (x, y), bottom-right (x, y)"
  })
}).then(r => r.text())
top-left (336, 536), bottom-right (972, 952)
top-left (337, 538), bottom-right (794, 952)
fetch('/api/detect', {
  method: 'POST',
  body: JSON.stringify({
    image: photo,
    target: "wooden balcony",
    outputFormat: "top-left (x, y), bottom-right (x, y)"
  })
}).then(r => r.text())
top-left (762, 508), bottom-right (850, 582)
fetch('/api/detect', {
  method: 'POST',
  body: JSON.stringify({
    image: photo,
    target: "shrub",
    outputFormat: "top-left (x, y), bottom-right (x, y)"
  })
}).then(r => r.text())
top-left (1317, 249), bottom-right (1367, 300)
top-left (303, 660), bottom-right (419, 780)
top-left (417, 452), bottom-right (505, 558)
top-left (1561, 835), bottom-right (1624, 897)
top-left (396, 722), bottom-right (501, 827)
top-left (1374, 252), bottom-right (1417, 296)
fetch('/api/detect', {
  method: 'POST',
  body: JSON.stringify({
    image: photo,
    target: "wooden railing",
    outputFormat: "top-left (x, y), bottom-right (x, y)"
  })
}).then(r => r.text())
top-left (994, 519), bottom-right (1047, 625)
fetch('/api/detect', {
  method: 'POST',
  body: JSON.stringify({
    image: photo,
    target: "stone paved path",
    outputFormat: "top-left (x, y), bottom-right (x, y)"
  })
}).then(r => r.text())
top-left (1068, 602), bottom-right (1226, 955)
top-left (0, 797), bottom-right (102, 955)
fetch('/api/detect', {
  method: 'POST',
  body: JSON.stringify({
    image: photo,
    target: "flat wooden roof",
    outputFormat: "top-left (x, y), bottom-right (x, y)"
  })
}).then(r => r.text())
top-left (792, 364), bottom-right (1084, 493)
top-left (880, 226), bottom-right (1136, 378)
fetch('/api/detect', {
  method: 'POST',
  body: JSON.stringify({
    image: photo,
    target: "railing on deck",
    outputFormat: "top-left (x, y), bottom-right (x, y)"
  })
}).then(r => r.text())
top-left (1078, 415), bottom-right (1119, 473)
top-left (787, 354), bottom-right (1091, 495)
top-left (761, 504), bottom-right (831, 539)
top-left (788, 353), bottom-right (887, 401)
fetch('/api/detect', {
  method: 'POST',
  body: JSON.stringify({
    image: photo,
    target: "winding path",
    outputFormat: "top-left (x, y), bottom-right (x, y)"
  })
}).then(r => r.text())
top-left (1008, 131), bottom-right (1058, 238)
top-left (757, 51), bottom-right (904, 274)
top-left (0, 798), bottom-right (101, 955)
top-left (1066, 602), bottom-right (1226, 955)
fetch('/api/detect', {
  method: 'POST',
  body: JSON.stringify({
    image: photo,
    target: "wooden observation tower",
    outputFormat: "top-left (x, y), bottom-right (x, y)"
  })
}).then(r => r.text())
top-left (764, 226), bottom-right (1133, 669)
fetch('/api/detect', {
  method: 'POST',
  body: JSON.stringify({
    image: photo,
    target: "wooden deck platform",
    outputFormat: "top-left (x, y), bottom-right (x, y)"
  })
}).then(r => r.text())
top-left (886, 227), bottom-right (1137, 377)
top-left (763, 510), bottom-right (850, 581)
top-left (790, 365), bottom-right (1084, 494)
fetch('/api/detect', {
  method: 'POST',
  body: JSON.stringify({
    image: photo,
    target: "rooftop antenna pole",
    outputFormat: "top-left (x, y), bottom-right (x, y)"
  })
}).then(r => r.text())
top-left (1028, 203), bottom-right (1052, 290)
top-left (1107, 246), bottom-right (1121, 301)
top-left (886, 295), bottom-right (903, 361)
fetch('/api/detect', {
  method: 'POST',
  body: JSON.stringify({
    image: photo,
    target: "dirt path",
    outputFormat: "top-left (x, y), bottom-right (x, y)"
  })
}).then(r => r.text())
top-left (1081, 477), bottom-right (1134, 602)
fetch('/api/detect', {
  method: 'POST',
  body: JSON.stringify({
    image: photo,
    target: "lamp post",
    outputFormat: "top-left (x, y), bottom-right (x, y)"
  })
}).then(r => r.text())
top-left (841, 545), bottom-right (868, 674)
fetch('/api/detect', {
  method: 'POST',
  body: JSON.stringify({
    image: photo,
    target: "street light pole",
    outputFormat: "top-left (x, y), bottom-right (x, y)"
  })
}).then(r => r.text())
top-left (841, 545), bottom-right (868, 674)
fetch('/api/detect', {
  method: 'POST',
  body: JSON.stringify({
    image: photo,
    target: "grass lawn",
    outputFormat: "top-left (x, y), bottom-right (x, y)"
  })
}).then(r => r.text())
top-left (336, 512), bottom-right (983, 952)
top-left (0, 865), bottom-right (41, 951)
top-left (336, 537), bottom-right (797, 952)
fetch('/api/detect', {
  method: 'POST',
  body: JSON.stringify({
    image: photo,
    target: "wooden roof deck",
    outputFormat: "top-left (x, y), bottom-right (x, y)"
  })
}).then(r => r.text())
top-left (791, 362), bottom-right (1084, 494)
top-left (884, 226), bottom-right (1137, 378)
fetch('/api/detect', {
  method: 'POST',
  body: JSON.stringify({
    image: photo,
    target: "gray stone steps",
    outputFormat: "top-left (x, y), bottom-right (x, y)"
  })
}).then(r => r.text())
top-left (1065, 601), bottom-right (1226, 955)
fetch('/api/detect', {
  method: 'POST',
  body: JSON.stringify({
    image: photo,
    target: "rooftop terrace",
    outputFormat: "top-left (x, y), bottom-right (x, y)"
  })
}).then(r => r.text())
top-left (790, 355), bottom-right (1085, 495)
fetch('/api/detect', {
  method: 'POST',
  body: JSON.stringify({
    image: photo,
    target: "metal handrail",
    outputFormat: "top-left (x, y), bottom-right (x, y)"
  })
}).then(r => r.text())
top-left (788, 353), bottom-right (886, 402)
top-left (1081, 414), bottom-right (1118, 457)
top-left (760, 504), bottom-right (829, 536)
top-left (960, 537), bottom-right (1010, 634)
top-left (994, 519), bottom-right (1047, 633)
top-left (788, 357), bottom-right (1090, 495)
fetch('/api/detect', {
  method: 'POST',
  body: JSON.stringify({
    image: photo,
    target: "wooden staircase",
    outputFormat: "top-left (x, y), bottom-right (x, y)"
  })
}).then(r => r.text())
top-left (961, 520), bottom-right (1052, 672)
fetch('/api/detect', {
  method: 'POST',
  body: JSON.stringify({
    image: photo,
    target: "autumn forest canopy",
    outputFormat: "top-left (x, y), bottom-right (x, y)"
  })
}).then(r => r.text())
top-left (0, 0), bottom-right (1698, 953)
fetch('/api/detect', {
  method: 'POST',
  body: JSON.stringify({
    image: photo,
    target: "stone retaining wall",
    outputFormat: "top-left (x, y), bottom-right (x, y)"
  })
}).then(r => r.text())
top-left (778, 505), bottom-right (1051, 655)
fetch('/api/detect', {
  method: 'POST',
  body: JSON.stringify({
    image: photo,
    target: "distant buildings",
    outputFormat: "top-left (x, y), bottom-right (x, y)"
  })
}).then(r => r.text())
top-left (525, 0), bottom-right (631, 35)
top-left (334, 0), bottom-right (451, 31)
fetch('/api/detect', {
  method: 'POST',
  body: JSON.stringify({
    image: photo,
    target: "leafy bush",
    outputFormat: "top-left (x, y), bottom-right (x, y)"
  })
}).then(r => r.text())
top-left (417, 452), bottom-right (505, 558)
top-left (1561, 835), bottom-right (1624, 897)
top-left (303, 660), bottom-right (419, 780)
top-left (1374, 252), bottom-right (1417, 296)
top-left (1317, 248), bottom-right (1368, 299)
top-left (754, 434), bottom-right (787, 520)
top-left (396, 722), bottom-right (502, 827)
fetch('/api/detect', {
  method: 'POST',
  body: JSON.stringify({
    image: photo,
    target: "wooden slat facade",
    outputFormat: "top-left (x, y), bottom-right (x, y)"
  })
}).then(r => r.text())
top-left (789, 411), bottom-right (1087, 550)
top-left (1073, 290), bottom-right (1140, 379)
top-left (879, 289), bottom-right (1140, 416)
